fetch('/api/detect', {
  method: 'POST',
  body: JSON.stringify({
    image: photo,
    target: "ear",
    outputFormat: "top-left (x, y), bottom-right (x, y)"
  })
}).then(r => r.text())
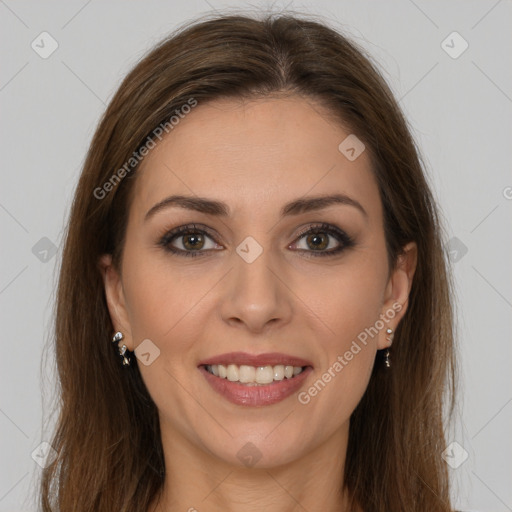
top-left (377, 241), bottom-right (417, 350)
top-left (98, 254), bottom-right (134, 350)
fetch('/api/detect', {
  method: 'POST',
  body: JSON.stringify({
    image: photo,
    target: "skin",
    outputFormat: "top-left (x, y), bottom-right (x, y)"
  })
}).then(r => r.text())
top-left (99, 95), bottom-right (417, 512)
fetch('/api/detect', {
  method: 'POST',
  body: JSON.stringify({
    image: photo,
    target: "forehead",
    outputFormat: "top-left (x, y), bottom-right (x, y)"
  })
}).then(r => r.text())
top-left (131, 96), bottom-right (382, 226)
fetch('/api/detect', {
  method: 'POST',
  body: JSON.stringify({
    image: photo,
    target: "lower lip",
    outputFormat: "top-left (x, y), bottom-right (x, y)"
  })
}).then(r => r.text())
top-left (199, 366), bottom-right (313, 406)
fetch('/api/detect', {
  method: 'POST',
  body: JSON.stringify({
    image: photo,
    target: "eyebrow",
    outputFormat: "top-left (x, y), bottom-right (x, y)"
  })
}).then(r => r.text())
top-left (144, 193), bottom-right (368, 222)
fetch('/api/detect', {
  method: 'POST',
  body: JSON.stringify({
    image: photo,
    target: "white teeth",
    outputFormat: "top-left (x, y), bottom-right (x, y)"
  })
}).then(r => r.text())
top-left (226, 364), bottom-right (239, 382)
top-left (205, 363), bottom-right (305, 384)
top-left (239, 365), bottom-right (255, 383)
top-left (255, 366), bottom-right (274, 384)
top-left (273, 365), bottom-right (285, 381)
top-left (218, 364), bottom-right (227, 378)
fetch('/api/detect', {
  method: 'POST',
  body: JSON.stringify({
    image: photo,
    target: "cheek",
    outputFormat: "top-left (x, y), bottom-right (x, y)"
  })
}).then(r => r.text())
top-left (121, 246), bottom-right (217, 341)
top-left (301, 261), bottom-right (384, 406)
top-left (315, 259), bottom-right (386, 346)
top-left (120, 256), bottom-right (213, 414)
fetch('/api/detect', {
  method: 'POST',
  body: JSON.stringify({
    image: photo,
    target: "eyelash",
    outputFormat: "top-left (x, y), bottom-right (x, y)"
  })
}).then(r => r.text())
top-left (158, 222), bottom-right (355, 259)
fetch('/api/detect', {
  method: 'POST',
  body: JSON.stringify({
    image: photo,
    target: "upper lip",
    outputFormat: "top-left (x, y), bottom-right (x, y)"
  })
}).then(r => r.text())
top-left (198, 352), bottom-right (313, 368)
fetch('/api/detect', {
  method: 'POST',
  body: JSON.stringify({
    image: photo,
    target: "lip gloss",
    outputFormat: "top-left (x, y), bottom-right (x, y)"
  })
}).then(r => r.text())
top-left (199, 365), bottom-right (312, 406)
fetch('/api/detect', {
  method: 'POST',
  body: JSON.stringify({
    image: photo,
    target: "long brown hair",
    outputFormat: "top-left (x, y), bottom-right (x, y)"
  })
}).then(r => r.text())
top-left (39, 10), bottom-right (457, 511)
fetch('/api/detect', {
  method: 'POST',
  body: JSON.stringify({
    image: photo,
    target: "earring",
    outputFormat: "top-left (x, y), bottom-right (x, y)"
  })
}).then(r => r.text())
top-left (112, 331), bottom-right (131, 366)
top-left (384, 328), bottom-right (393, 368)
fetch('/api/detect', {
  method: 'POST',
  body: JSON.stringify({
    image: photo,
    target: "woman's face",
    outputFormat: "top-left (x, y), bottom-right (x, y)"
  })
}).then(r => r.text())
top-left (101, 95), bottom-right (416, 468)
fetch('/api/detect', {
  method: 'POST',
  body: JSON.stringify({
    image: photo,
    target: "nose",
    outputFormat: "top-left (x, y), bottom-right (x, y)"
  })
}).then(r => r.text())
top-left (219, 241), bottom-right (294, 333)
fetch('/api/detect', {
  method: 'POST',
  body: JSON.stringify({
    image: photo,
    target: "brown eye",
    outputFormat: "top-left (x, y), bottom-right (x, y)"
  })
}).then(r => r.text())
top-left (159, 224), bottom-right (221, 258)
top-left (291, 223), bottom-right (355, 258)
top-left (181, 232), bottom-right (206, 250)
top-left (304, 232), bottom-right (329, 251)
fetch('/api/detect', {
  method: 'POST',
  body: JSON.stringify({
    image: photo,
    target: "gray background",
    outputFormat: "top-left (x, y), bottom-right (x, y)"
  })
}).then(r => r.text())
top-left (1, 1), bottom-right (511, 511)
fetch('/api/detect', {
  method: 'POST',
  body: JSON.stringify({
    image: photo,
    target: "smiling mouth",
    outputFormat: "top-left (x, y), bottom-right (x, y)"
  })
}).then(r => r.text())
top-left (202, 363), bottom-right (308, 386)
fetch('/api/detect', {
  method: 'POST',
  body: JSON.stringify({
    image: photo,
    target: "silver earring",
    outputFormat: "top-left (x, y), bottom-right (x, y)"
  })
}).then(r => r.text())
top-left (112, 331), bottom-right (131, 366)
top-left (384, 328), bottom-right (393, 368)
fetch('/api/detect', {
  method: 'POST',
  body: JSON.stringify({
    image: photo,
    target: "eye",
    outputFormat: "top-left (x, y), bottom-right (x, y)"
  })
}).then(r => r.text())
top-left (158, 222), bottom-right (355, 258)
top-left (290, 222), bottom-right (355, 257)
top-left (158, 223), bottom-right (221, 258)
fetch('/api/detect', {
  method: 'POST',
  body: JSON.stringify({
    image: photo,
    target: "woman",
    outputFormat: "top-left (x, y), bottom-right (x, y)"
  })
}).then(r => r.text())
top-left (40, 11), bottom-right (458, 512)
